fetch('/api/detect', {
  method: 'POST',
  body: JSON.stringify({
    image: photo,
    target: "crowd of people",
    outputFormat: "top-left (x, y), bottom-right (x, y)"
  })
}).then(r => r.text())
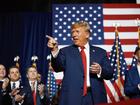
top-left (0, 65), bottom-right (50, 105)
top-left (0, 21), bottom-right (140, 105)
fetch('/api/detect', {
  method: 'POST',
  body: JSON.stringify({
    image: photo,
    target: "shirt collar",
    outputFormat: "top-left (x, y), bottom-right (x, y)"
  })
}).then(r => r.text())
top-left (29, 80), bottom-right (37, 85)
top-left (11, 80), bottom-right (20, 84)
top-left (78, 42), bottom-right (89, 51)
top-left (10, 80), bottom-right (20, 88)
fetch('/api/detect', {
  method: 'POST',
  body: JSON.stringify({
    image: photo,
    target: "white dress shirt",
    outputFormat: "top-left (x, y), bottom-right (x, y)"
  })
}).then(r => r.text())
top-left (10, 81), bottom-right (20, 89)
top-left (29, 80), bottom-right (37, 93)
top-left (78, 43), bottom-right (90, 87)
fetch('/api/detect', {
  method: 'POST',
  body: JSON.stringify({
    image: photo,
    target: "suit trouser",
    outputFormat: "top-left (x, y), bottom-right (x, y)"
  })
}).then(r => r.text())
top-left (81, 87), bottom-right (94, 105)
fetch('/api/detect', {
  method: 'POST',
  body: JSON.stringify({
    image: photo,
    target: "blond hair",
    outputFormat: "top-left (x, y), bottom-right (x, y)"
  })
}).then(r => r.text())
top-left (71, 21), bottom-right (91, 33)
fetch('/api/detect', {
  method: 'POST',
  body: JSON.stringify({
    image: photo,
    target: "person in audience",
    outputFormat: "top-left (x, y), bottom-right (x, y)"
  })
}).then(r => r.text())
top-left (47, 21), bottom-right (113, 105)
top-left (2, 66), bottom-right (25, 105)
top-left (24, 66), bottom-right (49, 105)
top-left (124, 46), bottom-right (140, 99)
top-left (0, 64), bottom-right (7, 104)
top-left (0, 64), bottom-right (6, 81)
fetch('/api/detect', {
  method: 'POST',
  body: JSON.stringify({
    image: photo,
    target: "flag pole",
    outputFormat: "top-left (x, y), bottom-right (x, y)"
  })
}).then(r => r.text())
top-left (14, 56), bottom-right (20, 68)
top-left (31, 55), bottom-right (38, 68)
top-left (136, 18), bottom-right (140, 47)
top-left (115, 25), bottom-right (121, 88)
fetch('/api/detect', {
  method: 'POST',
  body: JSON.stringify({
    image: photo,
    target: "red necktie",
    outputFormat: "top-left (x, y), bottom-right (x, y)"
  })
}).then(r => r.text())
top-left (31, 82), bottom-right (36, 105)
top-left (32, 90), bottom-right (36, 105)
top-left (80, 47), bottom-right (87, 96)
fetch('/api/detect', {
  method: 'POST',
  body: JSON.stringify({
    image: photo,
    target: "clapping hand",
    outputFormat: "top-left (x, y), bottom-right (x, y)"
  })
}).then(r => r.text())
top-left (2, 78), bottom-right (9, 90)
top-left (38, 84), bottom-right (45, 97)
top-left (14, 93), bottom-right (25, 102)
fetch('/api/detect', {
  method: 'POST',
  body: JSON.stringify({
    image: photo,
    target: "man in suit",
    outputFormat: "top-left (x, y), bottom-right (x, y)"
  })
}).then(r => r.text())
top-left (2, 66), bottom-right (25, 105)
top-left (47, 21), bottom-right (113, 105)
top-left (24, 66), bottom-right (49, 105)
top-left (0, 64), bottom-right (7, 104)
top-left (124, 46), bottom-right (140, 99)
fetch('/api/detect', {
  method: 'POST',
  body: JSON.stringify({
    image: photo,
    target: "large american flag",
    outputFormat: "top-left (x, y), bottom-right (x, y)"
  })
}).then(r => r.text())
top-left (52, 3), bottom-right (140, 103)
top-left (104, 30), bottom-right (128, 103)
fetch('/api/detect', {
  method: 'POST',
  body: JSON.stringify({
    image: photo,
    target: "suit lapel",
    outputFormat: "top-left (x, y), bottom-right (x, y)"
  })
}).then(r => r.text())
top-left (90, 45), bottom-right (97, 65)
top-left (71, 45), bottom-right (84, 73)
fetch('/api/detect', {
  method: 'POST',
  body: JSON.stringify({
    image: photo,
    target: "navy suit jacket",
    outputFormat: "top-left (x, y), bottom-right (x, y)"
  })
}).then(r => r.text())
top-left (51, 44), bottom-right (113, 105)
top-left (124, 66), bottom-right (140, 98)
top-left (24, 80), bottom-right (48, 105)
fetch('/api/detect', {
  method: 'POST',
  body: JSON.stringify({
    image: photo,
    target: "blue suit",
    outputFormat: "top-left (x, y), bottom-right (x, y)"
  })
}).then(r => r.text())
top-left (124, 66), bottom-right (140, 98)
top-left (51, 44), bottom-right (113, 105)
top-left (23, 81), bottom-right (48, 105)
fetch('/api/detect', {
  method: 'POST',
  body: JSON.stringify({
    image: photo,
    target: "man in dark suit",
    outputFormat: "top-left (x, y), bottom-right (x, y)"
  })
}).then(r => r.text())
top-left (24, 66), bottom-right (49, 105)
top-left (124, 46), bottom-right (140, 99)
top-left (2, 66), bottom-right (25, 105)
top-left (0, 64), bottom-right (7, 105)
top-left (47, 21), bottom-right (113, 105)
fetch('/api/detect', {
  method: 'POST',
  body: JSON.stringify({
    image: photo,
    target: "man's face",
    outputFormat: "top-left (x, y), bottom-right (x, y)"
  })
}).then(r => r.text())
top-left (71, 26), bottom-right (89, 47)
top-left (8, 68), bottom-right (20, 82)
top-left (0, 65), bottom-right (6, 79)
top-left (27, 67), bottom-right (38, 81)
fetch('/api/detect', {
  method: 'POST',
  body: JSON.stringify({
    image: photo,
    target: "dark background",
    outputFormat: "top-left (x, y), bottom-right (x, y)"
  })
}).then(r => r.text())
top-left (0, 0), bottom-right (136, 12)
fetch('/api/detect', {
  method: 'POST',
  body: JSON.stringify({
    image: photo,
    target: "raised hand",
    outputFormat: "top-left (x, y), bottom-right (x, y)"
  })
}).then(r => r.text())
top-left (38, 84), bottom-right (45, 97)
top-left (2, 78), bottom-right (9, 90)
top-left (46, 35), bottom-right (58, 53)
top-left (11, 88), bottom-right (20, 96)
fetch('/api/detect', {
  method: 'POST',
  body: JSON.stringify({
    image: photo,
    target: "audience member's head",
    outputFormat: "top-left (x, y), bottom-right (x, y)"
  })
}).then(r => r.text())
top-left (0, 64), bottom-right (6, 80)
top-left (26, 66), bottom-right (38, 81)
top-left (8, 66), bottom-right (20, 82)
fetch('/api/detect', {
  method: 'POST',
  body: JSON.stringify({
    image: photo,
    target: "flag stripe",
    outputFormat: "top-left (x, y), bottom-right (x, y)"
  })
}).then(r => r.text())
top-left (95, 45), bottom-right (137, 52)
top-left (104, 82), bottom-right (116, 102)
top-left (103, 4), bottom-right (140, 8)
top-left (104, 39), bottom-right (137, 45)
top-left (104, 27), bottom-right (138, 32)
top-left (113, 81), bottom-right (124, 100)
top-left (104, 80), bottom-right (120, 102)
top-left (104, 32), bottom-right (138, 39)
top-left (104, 15), bottom-right (140, 20)
top-left (104, 9), bottom-right (140, 15)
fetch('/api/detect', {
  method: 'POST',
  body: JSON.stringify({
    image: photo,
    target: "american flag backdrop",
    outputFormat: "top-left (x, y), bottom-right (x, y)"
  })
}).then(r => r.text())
top-left (52, 3), bottom-right (140, 103)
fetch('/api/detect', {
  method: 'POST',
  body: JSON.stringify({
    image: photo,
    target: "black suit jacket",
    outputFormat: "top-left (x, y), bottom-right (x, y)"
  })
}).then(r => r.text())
top-left (0, 81), bottom-right (3, 105)
top-left (23, 80), bottom-right (49, 105)
top-left (2, 80), bottom-right (25, 105)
